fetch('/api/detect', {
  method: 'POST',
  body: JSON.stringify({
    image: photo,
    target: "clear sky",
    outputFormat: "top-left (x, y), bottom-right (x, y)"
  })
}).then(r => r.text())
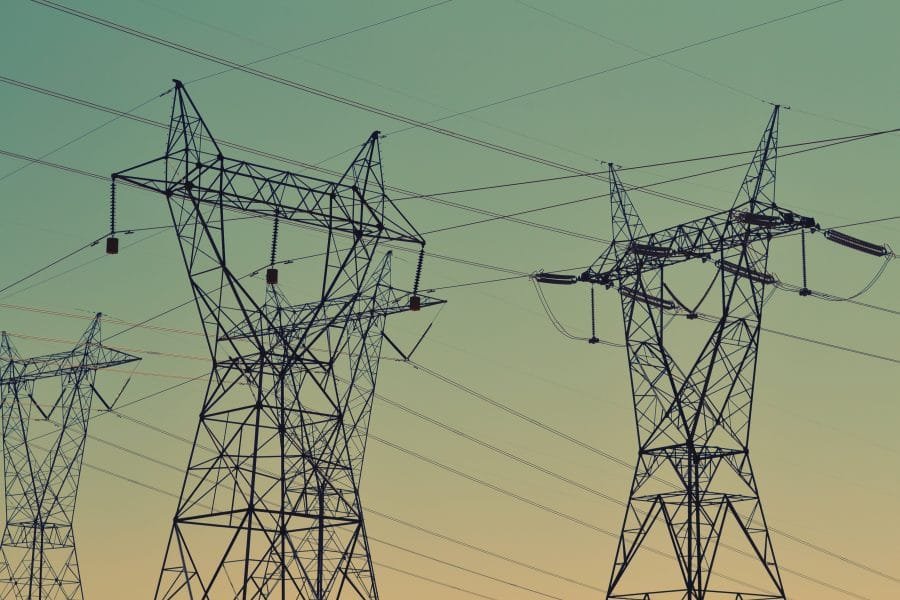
top-left (1, 1), bottom-right (899, 598)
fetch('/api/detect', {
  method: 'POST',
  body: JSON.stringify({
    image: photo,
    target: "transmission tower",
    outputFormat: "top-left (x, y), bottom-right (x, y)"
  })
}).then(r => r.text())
top-left (0, 316), bottom-right (140, 600)
top-left (538, 107), bottom-right (832, 599)
top-left (111, 80), bottom-right (442, 599)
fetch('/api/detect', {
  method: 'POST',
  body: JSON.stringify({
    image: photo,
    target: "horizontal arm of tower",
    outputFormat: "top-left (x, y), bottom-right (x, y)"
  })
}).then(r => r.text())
top-left (221, 289), bottom-right (444, 342)
top-left (580, 201), bottom-right (817, 285)
top-left (113, 153), bottom-right (424, 245)
top-left (0, 344), bottom-right (140, 383)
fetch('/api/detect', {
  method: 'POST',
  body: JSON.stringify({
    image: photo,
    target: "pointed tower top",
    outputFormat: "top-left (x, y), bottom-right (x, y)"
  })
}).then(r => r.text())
top-left (732, 105), bottom-right (780, 210)
top-left (609, 164), bottom-right (648, 251)
top-left (167, 80), bottom-right (222, 159)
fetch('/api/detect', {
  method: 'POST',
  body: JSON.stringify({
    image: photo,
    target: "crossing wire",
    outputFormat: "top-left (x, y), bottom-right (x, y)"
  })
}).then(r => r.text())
top-left (51, 402), bottom-right (596, 597)
top-left (376, 0), bottom-right (848, 133)
top-left (393, 127), bottom-right (900, 202)
top-left (0, 77), bottom-right (607, 243)
top-left (8, 322), bottom-right (896, 590)
top-left (24, 1), bottom-right (723, 213)
top-left (399, 358), bottom-right (900, 588)
top-left (67, 452), bottom-right (509, 600)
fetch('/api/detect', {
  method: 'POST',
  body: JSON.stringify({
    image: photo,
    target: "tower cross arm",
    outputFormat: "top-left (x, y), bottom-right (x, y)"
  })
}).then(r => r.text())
top-left (0, 344), bottom-right (140, 383)
top-left (114, 154), bottom-right (424, 246)
top-left (579, 202), bottom-right (818, 285)
top-left (221, 289), bottom-right (444, 342)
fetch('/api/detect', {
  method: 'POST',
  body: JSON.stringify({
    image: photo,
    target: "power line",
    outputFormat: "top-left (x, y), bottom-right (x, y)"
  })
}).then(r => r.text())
top-left (0, 229), bottom-right (167, 301)
top-left (0, 89), bottom-right (170, 183)
top-left (0, 148), bottom-right (535, 279)
top-left (0, 233), bottom-right (105, 294)
top-left (428, 274), bottom-right (527, 291)
top-left (369, 433), bottom-right (869, 599)
top-left (59, 384), bottom-right (598, 597)
top-left (366, 509), bottom-right (603, 593)
top-left (832, 214), bottom-right (900, 230)
top-left (185, 0), bottom-right (456, 86)
top-left (379, 0), bottom-right (848, 133)
top-left (11, 320), bottom-right (895, 590)
top-left (70, 453), bottom-right (511, 600)
top-left (59, 343), bottom-right (900, 593)
top-left (24, 1), bottom-right (723, 213)
top-left (512, 0), bottom-right (769, 105)
top-left (368, 536), bottom-right (562, 600)
top-left (0, 76), bottom-right (605, 242)
top-left (373, 562), bottom-right (500, 600)
top-left (393, 127), bottom-right (900, 202)
top-left (397, 357), bottom-right (900, 588)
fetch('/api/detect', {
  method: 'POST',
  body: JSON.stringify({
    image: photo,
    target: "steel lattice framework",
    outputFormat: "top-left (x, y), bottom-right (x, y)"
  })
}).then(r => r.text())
top-left (0, 316), bottom-right (139, 600)
top-left (565, 107), bottom-right (820, 599)
top-left (113, 80), bottom-right (442, 600)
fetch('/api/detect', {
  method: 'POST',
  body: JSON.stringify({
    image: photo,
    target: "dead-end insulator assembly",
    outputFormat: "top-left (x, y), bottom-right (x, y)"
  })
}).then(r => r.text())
top-left (824, 229), bottom-right (891, 257)
top-left (533, 272), bottom-right (579, 285)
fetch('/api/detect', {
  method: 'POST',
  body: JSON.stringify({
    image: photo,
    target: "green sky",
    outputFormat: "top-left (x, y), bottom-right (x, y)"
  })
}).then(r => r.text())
top-left (1, 1), bottom-right (899, 598)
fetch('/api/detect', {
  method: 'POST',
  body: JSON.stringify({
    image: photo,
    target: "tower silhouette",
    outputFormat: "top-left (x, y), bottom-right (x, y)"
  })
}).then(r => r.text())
top-left (0, 316), bottom-right (139, 599)
top-left (113, 81), bottom-right (441, 599)
top-left (538, 107), bottom-right (828, 598)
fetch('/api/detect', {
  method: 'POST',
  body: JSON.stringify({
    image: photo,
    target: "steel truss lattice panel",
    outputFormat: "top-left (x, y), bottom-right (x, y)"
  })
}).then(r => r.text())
top-left (579, 107), bottom-right (817, 600)
top-left (114, 81), bottom-right (442, 600)
top-left (0, 316), bottom-right (139, 600)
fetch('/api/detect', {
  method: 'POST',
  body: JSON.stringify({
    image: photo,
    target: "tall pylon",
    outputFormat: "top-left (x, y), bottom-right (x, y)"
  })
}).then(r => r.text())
top-left (113, 80), bottom-right (442, 599)
top-left (0, 316), bottom-right (140, 600)
top-left (538, 107), bottom-right (825, 598)
top-left (602, 107), bottom-right (791, 599)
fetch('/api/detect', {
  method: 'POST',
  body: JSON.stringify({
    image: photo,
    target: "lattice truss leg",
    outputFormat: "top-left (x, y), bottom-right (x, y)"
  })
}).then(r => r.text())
top-left (0, 317), bottom-right (139, 600)
top-left (577, 107), bottom-right (810, 600)
top-left (113, 81), bottom-right (442, 600)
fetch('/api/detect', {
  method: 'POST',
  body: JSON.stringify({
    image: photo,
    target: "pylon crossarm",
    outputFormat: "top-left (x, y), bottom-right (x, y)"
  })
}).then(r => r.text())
top-left (114, 159), bottom-right (422, 245)
top-left (0, 346), bottom-right (139, 383)
top-left (113, 83), bottom-right (422, 247)
top-left (581, 201), bottom-right (818, 286)
top-left (221, 290), bottom-right (443, 342)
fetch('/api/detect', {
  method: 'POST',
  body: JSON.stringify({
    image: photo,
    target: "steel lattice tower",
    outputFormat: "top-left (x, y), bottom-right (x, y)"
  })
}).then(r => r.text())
top-left (112, 80), bottom-right (442, 600)
top-left (0, 316), bottom-right (139, 600)
top-left (540, 107), bottom-right (823, 599)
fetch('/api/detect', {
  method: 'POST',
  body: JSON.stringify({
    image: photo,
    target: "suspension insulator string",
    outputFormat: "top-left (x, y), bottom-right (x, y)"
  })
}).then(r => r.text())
top-left (799, 227), bottom-right (811, 296)
top-left (106, 177), bottom-right (119, 255)
top-left (588, 285), bottom-right (600, 344)
top-left (410, 244), bottom-right (424, 311)
top-left (266, 215), bottom-right (280, 285)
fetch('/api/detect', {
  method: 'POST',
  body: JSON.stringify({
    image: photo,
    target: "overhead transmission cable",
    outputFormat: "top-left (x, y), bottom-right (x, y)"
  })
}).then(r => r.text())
top-left (9, 316), bottom-right (898, 588)
top-left (184, 0), bottom-right (456, 86)
top-left (22, 2), bottom-right (731, 213)
top-left (375, 0), bottom-right (848, 136)
top-left (392, 127), bottom-right (900, 201)
top-left (512, 0), bottom-right (768, 105)
top-left (64, 450), bottom-right (514, 600)
top-left (0, 88), bottom-right (171, 183)
top-left (58, 389), bottom-right (600, 597)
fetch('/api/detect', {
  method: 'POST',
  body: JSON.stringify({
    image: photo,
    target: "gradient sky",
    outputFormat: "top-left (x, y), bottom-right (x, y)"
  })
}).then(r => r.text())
top-left (1, 1), bottom-right (899, 598)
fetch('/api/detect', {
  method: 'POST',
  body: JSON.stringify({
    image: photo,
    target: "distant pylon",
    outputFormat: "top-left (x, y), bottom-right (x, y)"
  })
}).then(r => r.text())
top-left (0, 316), bottom-right (139, 600)
top-left (113, 80), bottom-right (442, 599)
